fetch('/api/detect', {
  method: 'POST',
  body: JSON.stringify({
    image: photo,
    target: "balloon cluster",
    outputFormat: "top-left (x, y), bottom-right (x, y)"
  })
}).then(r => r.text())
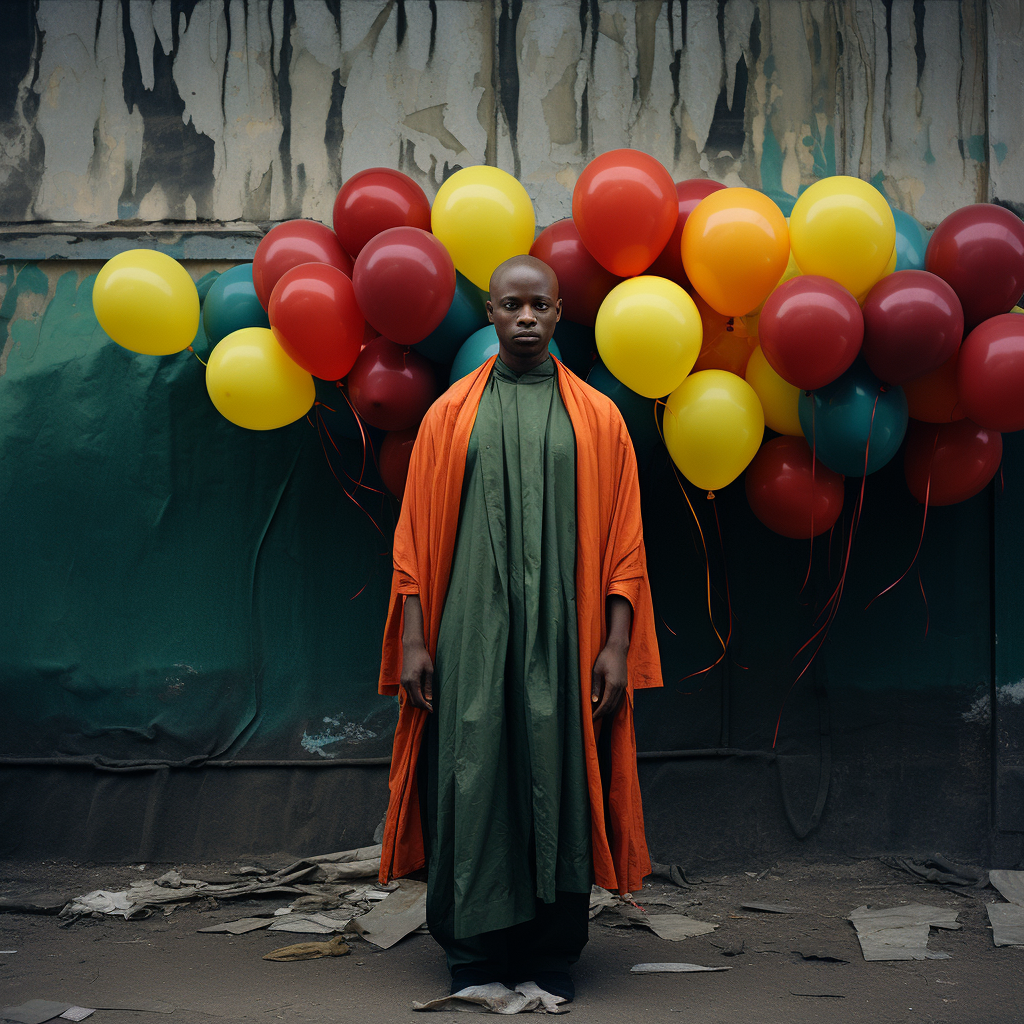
top-left (93, 153), bottom-right (1024, 523)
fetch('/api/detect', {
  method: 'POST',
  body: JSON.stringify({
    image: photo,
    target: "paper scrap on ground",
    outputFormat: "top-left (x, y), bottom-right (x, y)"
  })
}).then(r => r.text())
top-left (269, 912), bottom-right (352, 934)
top-left (989, 870), bottom-right (1024, 907)
top-left (58, 1009), bottom-right (94, 1022)
top-left (987, 902), bottom-right (1024, 947)
top-left (413, 981), bottom-right (567, 1014)
top-left (741, 902), bottom-right (805, 914)
top-left (1, 1000), bottom-right (74, 1024)
top-left (197, 917), bottom-right (274, 935)
top-left (848, 904), bottom-right (960, 961)
top-left (631, 963), bottom-right (731, 973)
top-left (263, 935), bottom-right (350, 961)
top-left (346, 879), bottom-right (427, 949)
top-left (588, 886), bottom-right (619, 919)
top-left (645, 914), bottom-right (717, 940)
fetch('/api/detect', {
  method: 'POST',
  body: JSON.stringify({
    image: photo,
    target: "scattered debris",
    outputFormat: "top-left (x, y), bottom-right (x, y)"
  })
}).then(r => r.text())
top-left (986, 903), bottom-right (1024, 947)
top-left (989, 870), bottom-right (1024, 907)
top-left (790, 992), bottom-right (845, 999)
top-left (0, 893), bottom-right (70, 915)
top-left (263, 935), bottom-right (350, 962)
top-left (345, 879), bottom-right (427, 949)
top-left (848, 904), bottom-right (961, 961)
top-left (741, 902), bottom-right (805, 914)
top-left (649, 862), bottom-right (694, 888)
top-left (413, 981), bottom-right (567, 1014)
top-left (630, 963), bottom-right (731, 973)
top-left (880, 855), bottom-right (988, 889)
top-left (793, 950), bottom-right (849, 964)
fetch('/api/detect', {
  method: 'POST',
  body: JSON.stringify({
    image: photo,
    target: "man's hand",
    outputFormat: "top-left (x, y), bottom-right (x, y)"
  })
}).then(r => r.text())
top-left (591, 638), bottom-right (628, 719)
top-left (401, 595), bottom-right (433, 712)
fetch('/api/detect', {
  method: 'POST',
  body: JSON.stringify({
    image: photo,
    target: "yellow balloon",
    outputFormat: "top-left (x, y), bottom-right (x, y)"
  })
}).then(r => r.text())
top-left (92, 248), bottom-right (200, 355)
top-left (789, 176), bottom-right (895, 297)
top-left (855, 244), bottom-right (898, 305)
top-left (745, 345), bottom-right (803, 436)
top-left (206, 327), bottom-right (316, 430)
top-left (1012, 305), bottom-right (1023, 314)
top-left (595, 276), bottom-right (702, 399)
top-left (663, 370), bottom-right (764, 491)
top-left (431, 166), bottom-right (536, 290)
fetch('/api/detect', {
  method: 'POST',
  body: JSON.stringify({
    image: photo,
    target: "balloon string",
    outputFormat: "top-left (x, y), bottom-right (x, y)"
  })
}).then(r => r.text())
top-left (659, 614), bottom-right (678, 638)
top-left (866, 431), bottom-right (937, 610)
top-left (316, 404), bottom-right (383, 496)
top-left (187, 345), bottom-right (207, 367)
top-left (801, 398), bottom-right (818, 594)
top-left (773, 394), bottom-right (879, 749)
top-left (918, 569), bottom-right (930, 636)
top-left (710, 496), bottom-right (746, 671)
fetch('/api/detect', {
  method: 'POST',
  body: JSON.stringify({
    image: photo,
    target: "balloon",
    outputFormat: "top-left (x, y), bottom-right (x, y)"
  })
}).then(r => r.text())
top-left (571, 149), bottom-right (677, 277)
top-left (202, 263), bottom-right (270, 345)
top-left (267, 263), bottom-right (364, 381)
top-left (891, 207), bottom-right (929, 271)
top-left (352, 226), bottom-right (456, 346)
top-left (529, 219), bottom-right (623, 326)
top-left (681, 188), bottom-right (790, 316)
top-left (758, 276), bottom-right (864, 390)
top-left (789, 176), bottom-right (895, 296)
top-left (692, 317), bottom-right (757, 376)
top-left (798, 362), bottom-right (908, 476)
top-left (903, 418), bottom-right (1002, 506)
top-left (956, 313), bottom-right (1024, 432)
top-left (449, 325), bottom-right (561, 385)
top-left (431, 165), bottom-right (535, 290)
top-left (745, 345), bottom-right (803, 436)
top-left (595, 276), bottom-right (702, 398)
top-left (92, 249), bottom-right (200, 355)
top-left (662, 370), bottom-right (765, 491)
top-left (745, 436), bottom-right (844, 538)
top-left (645, 178), bottom-right (727, 287)
top-left (332, 167), bottom-right (431, 259)
top-left (861, 270), bottom-right (964, 385)
top-left (205, 327), bottom-right (316, 430)
top-left (926, 203), bottom-right (1024, 330)
top-left (552, 319), bottom-right (597, 378)
top-left (347, 337), bottom-right (439, 431)
top-left (252, 220), bottom-right (353, 309)
top-left (415, 271), bottom-right (489, 364)
top-left (902, 351), bottom-right (965, 423)
top-left (586, 360), bottom-right (661, 463)
top-left (379, 426), bottom-right (419, 498)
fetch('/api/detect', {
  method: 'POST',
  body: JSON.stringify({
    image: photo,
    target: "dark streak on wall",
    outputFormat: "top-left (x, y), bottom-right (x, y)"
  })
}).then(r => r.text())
top-left (705, 54), bottom-right (748, 161)
top-left (0, 2), bottom-right (42, 219)
top-left (277, 0), bottom-right (296, 211)
top-left (912, 0), bottom-right (926, 87)
top-left (396, 0), bottom-right (407, 50)
top-left (496, 0), bottom-right (522, 180)
top-left (325, 70), bottom-right (346, 174)
top-left (428, 0), bottom-right (437, 64)
top-left (667, 0), bottom-right (682, 165)
top-left (578, 0), bottom-right (600, 160)
top-left (0, 1), bottom-right (36, 124)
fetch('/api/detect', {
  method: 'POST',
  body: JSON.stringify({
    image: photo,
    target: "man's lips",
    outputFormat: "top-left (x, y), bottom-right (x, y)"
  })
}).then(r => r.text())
top-left (513, 333), bottom-right (540, 341)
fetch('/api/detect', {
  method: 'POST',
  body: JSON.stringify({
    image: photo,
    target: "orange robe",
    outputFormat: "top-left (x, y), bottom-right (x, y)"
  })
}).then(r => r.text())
top-left (377, 355), bottom-right (663, 895)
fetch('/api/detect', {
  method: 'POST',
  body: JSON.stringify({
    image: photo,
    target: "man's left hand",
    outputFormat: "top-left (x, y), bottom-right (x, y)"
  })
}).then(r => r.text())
top-left (592, 639), bottom-right (628, 719)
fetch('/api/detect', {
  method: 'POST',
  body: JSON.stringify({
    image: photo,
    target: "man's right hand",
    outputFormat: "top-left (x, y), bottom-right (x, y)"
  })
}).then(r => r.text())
top-left (401, 641), bottom-right (434, 712)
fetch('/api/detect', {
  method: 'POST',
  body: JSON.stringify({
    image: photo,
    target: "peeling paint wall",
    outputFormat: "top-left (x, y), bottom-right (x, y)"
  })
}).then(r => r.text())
top-left (0, 0), bottom-right (1018, 230)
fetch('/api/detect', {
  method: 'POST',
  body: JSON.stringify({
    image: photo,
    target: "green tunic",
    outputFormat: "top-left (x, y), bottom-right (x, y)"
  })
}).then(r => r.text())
top-left (425, 356), bottom-right (592, 941)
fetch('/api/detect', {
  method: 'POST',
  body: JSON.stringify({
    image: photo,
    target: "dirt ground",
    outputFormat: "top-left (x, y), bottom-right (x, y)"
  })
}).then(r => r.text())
top-left (1, 857), bottom-right (1022, 1024)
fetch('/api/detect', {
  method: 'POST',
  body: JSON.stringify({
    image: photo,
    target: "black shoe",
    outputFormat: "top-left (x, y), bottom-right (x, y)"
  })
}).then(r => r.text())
top-left (450, 966), bottom-right (502, 994)
top-left (527, 970), bottom-right (574, 1003)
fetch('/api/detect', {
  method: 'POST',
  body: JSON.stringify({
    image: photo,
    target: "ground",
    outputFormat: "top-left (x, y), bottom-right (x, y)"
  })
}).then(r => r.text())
top-left (1, 858), bottom-right (1022, 1024)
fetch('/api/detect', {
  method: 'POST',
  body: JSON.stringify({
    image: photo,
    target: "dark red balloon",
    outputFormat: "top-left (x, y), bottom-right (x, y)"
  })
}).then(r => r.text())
top-left (925, 203), bottom-right (1024, 330)
top-left (268, 264), bottom-right (364, 381)
top-left (379, 426), bottom-right (419, 498)
top-left (645, 178), bottom-right (727, 287)
top-left (745, 436), bottom-right (845, 539)
top-left (352, 227), bottom-right (456, 347)
top-left (252, 220), bottom-right (353, 309)
top-left (956, 313), bottom-right (1024, 431)
top-left (332, 168), bottom-right (432, 260)
top-left (861, 270), bottom-right (964, 385)
top-left (903, 418), bottom-right (1002, 506)
top-left (902, 351), bottom-right (966, 423)
top-left (758, 276), bottom-right (864, 390)
top-left (571, 149), bottom-right (677, 277)
top-left (529, 219), bottom-right (622, 326)
top-left (346, 337), bottom-right (438, 431)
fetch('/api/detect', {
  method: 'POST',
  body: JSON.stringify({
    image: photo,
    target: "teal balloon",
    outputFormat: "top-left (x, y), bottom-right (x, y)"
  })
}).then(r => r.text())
top-left (762, 190), bottom-right (797, 217)
top-left (586, 360), bottom-right (660, 463)
top-left (552, 319), bottom-right (597, 377)
top-left (202, 263), bottom-right (270, 345)
top-left (449, 326), bottom-right (561, 385)
top-left (416, 271), bottom-right (489, 364)
top-left (891, 207), bottom-right (928, 272)
top-left (798, 361), bottom-right (908, 477)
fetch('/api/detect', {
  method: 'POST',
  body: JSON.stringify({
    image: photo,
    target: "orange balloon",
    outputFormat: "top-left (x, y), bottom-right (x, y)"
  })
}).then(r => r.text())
top-left (902, 351), bottom-right (966, 423)
top-left (681, 188), bottom-right (790, 317)
top-left (692, 318), bottom-right (757, 376)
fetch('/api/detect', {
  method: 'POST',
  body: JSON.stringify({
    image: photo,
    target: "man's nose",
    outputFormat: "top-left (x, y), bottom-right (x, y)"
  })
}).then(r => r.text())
top-left (518, 305), bottom-right (537, 323)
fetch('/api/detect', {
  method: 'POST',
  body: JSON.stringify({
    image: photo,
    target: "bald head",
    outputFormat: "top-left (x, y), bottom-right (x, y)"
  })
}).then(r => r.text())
top-left (486, 255), bottom-right (562, 374)
top-left (488, 255), bottom-right (560, 303)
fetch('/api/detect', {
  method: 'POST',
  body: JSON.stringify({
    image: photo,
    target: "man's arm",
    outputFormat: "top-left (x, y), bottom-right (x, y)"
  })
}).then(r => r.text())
top-left (400, 594), bottom-right (434, 712)
top-left (591, 594), bottom-right (632, 719)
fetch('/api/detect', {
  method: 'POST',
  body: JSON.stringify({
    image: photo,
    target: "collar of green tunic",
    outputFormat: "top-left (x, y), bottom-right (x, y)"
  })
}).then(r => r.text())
top-left (493, 354), bottom-right (556, 384)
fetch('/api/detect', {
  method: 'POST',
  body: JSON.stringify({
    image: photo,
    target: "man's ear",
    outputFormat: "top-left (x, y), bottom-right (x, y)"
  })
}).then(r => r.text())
top-left (486, 299), bottom-right (495, 323)
top-left (555, 298), bottom-right (562, 323)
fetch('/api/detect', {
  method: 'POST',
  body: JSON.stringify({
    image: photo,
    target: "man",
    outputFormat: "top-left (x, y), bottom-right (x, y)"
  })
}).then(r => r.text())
top-left (376, 255), bottom-right (662, 1001)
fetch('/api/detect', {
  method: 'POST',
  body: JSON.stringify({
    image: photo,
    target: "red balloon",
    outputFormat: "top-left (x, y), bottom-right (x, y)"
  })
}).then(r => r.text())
top-left (332, 168), bottom-right (432, 260)
top-left (903, 418), bottom-right (1002, 506)
top-left (529, 219), bottom-right (622, 326)
top-left (379, 426), bottom-right (418, 498)
top-left (925, 204), bottom-right (1024, 330)
top-left (352, 227), bottom-right (456, 347)
top-left (861, 270), bottom-right (964, 384)
top-left (745, 436), bottom-right (845, 539)
top-left (902, 351), bottom-right (965, 423)
top-left (956, 313), bottom-right (1024, 431)
top-left (253, 220), bottom-right (353, 309)
top-left (758, 276), bottom-right (864, 390)
top-left (645, 179), bottom-right (727, 287)
top-left (347, 337), bottom-right (438, 431)
top-left (268, 264), bottom-right (364, 381)
top-left (571, 149), bottom-right (677, 277)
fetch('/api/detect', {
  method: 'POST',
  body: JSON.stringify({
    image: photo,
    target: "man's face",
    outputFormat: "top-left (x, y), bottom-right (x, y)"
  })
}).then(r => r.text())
top-left (487, 262), bottom-right (562, 371)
